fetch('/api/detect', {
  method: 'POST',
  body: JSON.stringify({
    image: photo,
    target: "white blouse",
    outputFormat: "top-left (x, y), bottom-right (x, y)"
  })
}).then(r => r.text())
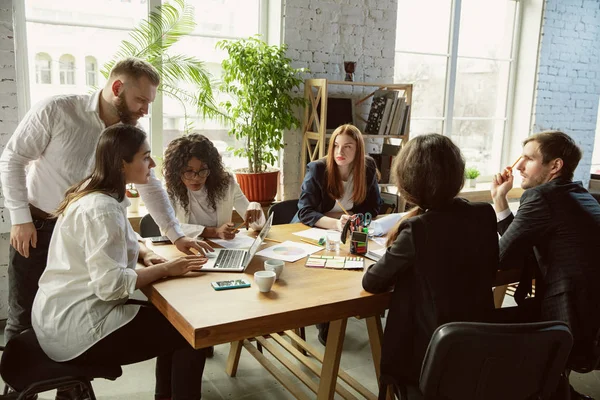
top-left (32, 192), bottom-right (140, 362)
top-left (329, 176), bottom-right (354, 213)
top-left (173, 174), bottom-right (265, 238)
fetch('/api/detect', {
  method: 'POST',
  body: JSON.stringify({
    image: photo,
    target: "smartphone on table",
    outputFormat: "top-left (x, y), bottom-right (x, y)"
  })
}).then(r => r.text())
top-left (149, 235), bottom-right (171, 244)
top-left (211, 279), bottom-right (251, 291)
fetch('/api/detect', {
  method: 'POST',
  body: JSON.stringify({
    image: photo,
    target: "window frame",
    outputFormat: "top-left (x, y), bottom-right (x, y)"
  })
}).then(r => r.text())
top-left (16, 0), bottom-right (270, 163)
top-left (394, 0), bottom-right (523, 177)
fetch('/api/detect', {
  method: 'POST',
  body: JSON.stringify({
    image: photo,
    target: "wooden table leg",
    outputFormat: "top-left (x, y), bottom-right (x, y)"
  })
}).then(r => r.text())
top-left (317, 318), bottom-right (347, 400)
top-left (226, 340), bottom-right (243, 377)
top-left (493, 284), bottom-right (508, 308)
top-left (367, 315), bottom-right (393, 400)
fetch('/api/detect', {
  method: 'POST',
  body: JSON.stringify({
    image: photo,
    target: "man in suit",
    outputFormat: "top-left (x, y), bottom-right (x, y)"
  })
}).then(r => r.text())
top-left (492, 130), bottom-right (600, 400)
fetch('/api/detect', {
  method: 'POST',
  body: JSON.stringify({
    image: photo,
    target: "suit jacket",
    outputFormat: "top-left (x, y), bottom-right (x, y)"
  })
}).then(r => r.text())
top-left (498, 178), bottom-right (600, 365)
top-left (295, 157), bottom-right (382, 226)
top-left (363, 198), bottom-right (498, 385)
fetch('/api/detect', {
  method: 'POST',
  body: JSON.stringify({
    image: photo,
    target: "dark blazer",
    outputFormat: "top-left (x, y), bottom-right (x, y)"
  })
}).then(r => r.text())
top-left (295, 157), bottom-right (382, 226)
top-left (363, 198), bottom-right (498, 385)
top-left (498, 178), bottom-right (600, 365)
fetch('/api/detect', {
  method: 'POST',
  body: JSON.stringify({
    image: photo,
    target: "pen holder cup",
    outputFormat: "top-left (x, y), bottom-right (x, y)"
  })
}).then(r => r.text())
top-left (349, 230), bottom-right (368, 255)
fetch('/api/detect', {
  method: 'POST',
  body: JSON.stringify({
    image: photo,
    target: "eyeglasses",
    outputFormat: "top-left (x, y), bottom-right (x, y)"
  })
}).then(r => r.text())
top-left (182, 168), bottom-right (210, 180)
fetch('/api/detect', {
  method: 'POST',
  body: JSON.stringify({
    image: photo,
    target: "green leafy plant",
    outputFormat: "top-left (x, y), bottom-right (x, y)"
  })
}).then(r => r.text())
top-left (217, 36), bottom-right (306, 173)
top-left (101, 0), bottom-right (224, 129)
top-left (465, 167), bottom-right (481, 180)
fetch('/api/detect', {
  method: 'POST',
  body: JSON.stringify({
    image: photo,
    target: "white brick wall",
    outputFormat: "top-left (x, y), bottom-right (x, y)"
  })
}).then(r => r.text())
top-left (281, 0), bottom-right (398, 200)
top-left (533, 0), bottom-right (600, 187)
top-left (0, 0), bottom-right (17, 319)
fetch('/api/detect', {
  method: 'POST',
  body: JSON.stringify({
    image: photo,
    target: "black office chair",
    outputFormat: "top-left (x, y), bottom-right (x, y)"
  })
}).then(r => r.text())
top-left (380, 192), bottom-right (399, 214)
top-left (267, 199), bottom-right (299, 225)
top-left (139, 213), bottom-right (161, 238)
top-left (569, 327), bottom-right (600, 373)
top-left (0, 330), bottom-right (122, 400)
top-left (378, 321), bottom-right (573, 400)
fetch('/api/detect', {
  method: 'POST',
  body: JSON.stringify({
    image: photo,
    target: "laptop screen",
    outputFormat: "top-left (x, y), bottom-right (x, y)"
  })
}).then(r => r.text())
top-left (243, 213), bottom-right (274, 267)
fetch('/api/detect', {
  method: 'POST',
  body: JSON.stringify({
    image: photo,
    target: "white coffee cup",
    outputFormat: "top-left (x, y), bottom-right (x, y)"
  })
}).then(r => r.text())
top-left (264, 259), bottom-right (284, 280)
top-left (254, 270), bottom-right (276, 293)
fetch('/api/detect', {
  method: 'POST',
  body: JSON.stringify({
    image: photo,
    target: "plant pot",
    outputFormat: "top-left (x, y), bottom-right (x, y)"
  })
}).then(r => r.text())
top-left (235, 169), bottom-right (280, 203)
top-left (466, 178), bottom-right (477, 188)
top-left (128, 196), bottom-right (141, 212)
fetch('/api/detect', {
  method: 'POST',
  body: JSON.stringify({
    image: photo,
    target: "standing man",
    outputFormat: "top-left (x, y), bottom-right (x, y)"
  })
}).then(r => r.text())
top-left (0, 57), bottom-right (210, 344)
top-left (492, 131), bottom-right (600, 400)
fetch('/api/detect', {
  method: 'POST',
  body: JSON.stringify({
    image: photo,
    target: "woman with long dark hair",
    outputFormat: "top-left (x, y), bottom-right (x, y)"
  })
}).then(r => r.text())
top-left (32, 125), bottom-right (210, 400)
top-left (163, 134), bottom-right (265, 239)
top-left (363, 134), bottom-right (498, 392)
top-left (296, 124), bottom-right (382, 230)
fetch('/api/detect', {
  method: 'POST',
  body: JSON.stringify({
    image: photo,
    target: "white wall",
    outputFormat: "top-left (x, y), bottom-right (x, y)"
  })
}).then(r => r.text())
top-left (0, 0), bottom-right (18, 318)
top-left (533, 0), bottom-right (600, 186)
top-left (280, 0), bottom-right (399, 200)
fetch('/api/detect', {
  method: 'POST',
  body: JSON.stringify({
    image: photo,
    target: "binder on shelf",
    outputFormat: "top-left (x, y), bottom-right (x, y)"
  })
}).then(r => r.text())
top-left (389, 97), bottom-right (406, 136)
top-left (365, 90), bottom-right (398, 135)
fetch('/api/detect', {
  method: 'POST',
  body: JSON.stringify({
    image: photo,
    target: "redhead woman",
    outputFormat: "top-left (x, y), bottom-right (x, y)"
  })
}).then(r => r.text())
top-left (295, 124), bottom-right (382, 231)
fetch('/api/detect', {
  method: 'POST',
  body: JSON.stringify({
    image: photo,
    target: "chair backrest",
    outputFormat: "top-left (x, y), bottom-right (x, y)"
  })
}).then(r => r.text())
top-left (0, 330), bottom-right (121, 394)
top-left (419, 321), bottom-right (573, 400)
top-left (139, 213), bottom-right (161, 238)
top-left (268, 199), bottom-right (299, 225)
top-left (380, 192), bottom-right (399, 214)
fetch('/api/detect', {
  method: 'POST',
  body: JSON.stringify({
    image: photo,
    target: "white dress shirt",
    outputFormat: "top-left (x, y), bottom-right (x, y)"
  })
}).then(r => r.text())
top-left (32, 193), bottom-right (139, 362)
top-left (0, 91), bottom-right (184, 240)
top-left (173, 174), bottom-right (265, 238)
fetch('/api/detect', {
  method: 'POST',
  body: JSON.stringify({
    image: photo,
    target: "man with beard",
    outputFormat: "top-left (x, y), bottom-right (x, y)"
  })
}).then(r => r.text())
top-left (0, 58), bottom-right (210, 360)
top-left (492, 131), bottom-right (600, 400)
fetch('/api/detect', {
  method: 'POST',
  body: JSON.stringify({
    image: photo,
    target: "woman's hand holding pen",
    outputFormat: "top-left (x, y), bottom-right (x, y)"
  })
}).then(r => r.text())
top-left (244, 208), bottom-right (262, 229)
top-left (216, 223), bottom-right (238, 240)
top-left (337, 214), bottom-right (351, 231)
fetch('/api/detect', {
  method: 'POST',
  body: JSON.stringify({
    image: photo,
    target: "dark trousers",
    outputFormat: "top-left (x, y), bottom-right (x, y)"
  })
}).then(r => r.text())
top-left (70, 306), bottom-right (207, 400)
top-left (5, 218), bottom-right (55, 343)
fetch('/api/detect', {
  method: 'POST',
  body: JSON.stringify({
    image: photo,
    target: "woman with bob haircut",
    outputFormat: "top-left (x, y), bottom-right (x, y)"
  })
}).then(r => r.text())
top-left (295, 123), bottom-right (382, 231)
top-left (162, 134), bottom-right (265, 240)
top-left (32, 125), bottom-right (210, 400)
top-left (363, 134), bottom-right (498, 395)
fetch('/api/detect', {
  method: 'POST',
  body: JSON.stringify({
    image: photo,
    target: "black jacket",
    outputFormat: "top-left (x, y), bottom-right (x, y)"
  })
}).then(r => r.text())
top-left (295, 157), bottom-right (382, 226)
top-left (363, 198), bottom-right (498, 385)
top-left (498, 178), bottom-right (600, 365)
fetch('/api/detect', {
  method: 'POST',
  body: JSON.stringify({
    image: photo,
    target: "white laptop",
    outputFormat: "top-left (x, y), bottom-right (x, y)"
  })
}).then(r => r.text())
top-left (201, 213), bottom-right (274, 272)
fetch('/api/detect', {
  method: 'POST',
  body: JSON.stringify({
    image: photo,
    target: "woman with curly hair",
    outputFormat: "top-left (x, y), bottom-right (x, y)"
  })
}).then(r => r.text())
top-left (163, 134), bottom-right (265, 240)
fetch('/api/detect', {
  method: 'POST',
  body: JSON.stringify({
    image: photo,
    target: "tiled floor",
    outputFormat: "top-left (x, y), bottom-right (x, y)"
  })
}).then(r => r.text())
top-left (1, 296), bottom-right (599, 399)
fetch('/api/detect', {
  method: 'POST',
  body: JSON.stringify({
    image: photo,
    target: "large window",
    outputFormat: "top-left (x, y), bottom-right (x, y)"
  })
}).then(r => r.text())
top-left (162, 0), bottom-right (263, 171)
top-left (394, 0), bottom-right (520, 176)
top-left (22, 0), bottom-right (265, 170)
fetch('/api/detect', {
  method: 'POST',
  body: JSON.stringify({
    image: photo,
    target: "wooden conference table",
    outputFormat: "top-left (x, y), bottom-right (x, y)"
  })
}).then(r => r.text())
top-left (141, 223), bottom-right (522, 399)
top-left (142, 223), bottom-right (390, 399)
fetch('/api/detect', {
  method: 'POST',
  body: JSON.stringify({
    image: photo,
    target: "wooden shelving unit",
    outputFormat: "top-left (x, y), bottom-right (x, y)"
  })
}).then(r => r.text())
top-left (300, 78), bottom-right (413, 180)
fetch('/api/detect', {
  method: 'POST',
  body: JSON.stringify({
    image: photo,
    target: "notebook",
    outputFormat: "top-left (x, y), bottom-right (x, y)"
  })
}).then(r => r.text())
top-left (201, 213), bottom-right (274, 272)
top-left (305, 255), bottom-right (365, 270)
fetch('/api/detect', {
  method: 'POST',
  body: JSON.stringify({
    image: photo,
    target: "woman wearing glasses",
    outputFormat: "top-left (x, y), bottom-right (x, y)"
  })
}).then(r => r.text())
top-left (163, 134), bottom-right (265, 240)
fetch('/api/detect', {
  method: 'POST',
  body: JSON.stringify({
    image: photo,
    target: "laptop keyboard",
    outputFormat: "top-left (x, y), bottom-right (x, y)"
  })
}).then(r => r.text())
top-left (214, 249), bottom-right (246, 269)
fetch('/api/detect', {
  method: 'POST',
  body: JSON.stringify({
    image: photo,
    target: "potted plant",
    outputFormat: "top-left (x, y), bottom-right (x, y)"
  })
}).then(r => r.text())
top-left (217, 36), bottom-right (306, 203)
top-left (465, 167), bottom-right (481, 188)
top-left (101, 0), bottom-right (223, 130)
top-left (126, 183), bottom-right (141, 212)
